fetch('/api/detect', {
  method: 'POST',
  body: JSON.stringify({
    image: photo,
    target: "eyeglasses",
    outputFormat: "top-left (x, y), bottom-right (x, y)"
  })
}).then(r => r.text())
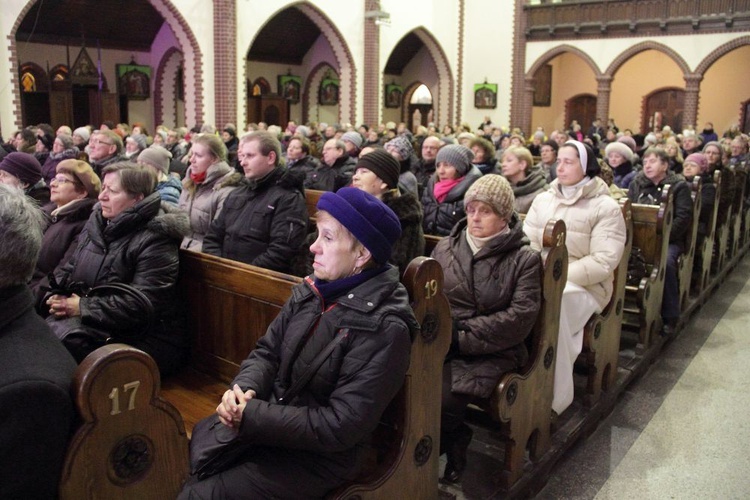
top-left (91, 139), bottom-right (114, 146)
top-left (51, 176), bottom-right (75, 185)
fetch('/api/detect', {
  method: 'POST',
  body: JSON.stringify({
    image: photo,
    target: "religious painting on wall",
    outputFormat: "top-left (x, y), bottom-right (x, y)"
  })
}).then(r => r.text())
top-left (319, 76), bottom-right (340, 105)
top-left (278, 74), bottom-right (302, 103)
top-left (474, 82), bottom-right (497, 109)
top-left (533, 64), bottom-right (552, 107)
top-left (384, 83), bottom-right (403, 108)
top-left (117, 64), bottom-right (151, 100)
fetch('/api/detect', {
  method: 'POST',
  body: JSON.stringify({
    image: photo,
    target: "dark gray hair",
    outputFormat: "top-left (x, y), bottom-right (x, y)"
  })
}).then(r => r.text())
top-left (0, 184), bottom-right (45, 288)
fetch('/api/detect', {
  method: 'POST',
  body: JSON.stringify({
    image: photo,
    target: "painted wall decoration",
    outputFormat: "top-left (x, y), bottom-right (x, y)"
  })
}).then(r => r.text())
top-left (278, 74), bottom-right (302, 103)
top-left (474, 82), bottom-right (497, 109)
top-left (385, 83), bottom-right (403, 108)
top-left (118, 64), bottom-right (151, 100)
top-left (319, 76), bottom-right (340, 105)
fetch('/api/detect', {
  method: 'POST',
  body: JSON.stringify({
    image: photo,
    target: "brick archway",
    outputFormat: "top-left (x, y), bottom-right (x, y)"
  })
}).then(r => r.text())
top-left (695, 35), bottom-right (750, 74)
top-left (527, 44), bottom-right (602, 79)
top-left (605, 41), bottom-right (690, 78)
top-left (154, 47), bottom-right (184, 127)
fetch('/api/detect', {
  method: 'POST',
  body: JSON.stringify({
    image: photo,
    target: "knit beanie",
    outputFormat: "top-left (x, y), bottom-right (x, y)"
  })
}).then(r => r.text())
top-left (385, 136), bottom-right (413, 161)
top-left (317, 187), bottom-right (402, 264)
top-left (702, 141), bottom-right (723, 154)
top-left (463, 174), bottom-right (515, 220)
top-left (155, 130), bottom-right (168, 144)
top-left (356, 149), bottom-right (400, 190)
top-left (605, 141), bottom-right (633, 163)
top-left (138, 146), bottom-right (173, 174)
top-left (127, 134), bottom-right (148, 151)
top-left (0, 152), bottom-right (42, 186)
top-left (341, 131), bottom-right (363, 150)
top-left (617, 135), bottom-right (637, 153)
top-left (295, 125), bottom-right (310, 138)
top-left (73, 127), bottom-right (90, 142)
top-left (56, 159), bottom-right (101, 198)
top-left (436, 144), bottom-right (474, 176)
top-left (38, 130), bottom-right (55, 151)
top-left (684, 153), bottom-right (709, 174)
top-left (56, 134), bottom-right (75, 150)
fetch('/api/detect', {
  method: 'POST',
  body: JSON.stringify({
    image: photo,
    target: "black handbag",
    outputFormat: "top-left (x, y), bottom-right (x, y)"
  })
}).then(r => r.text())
top-left (189, 330), bottom-right (349, 480)
top-left (45, 282), bottom-right (155, 363)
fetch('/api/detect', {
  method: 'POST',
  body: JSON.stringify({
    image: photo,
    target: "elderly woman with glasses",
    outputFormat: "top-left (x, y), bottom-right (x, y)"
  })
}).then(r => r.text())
top-left (30, 160), bottom-right (101, 296)
top-left (45, 163), bottom-right (190, 374)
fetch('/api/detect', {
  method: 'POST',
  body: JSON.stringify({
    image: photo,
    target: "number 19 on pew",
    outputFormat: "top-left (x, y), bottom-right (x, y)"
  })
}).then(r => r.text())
top-left (425, 279), bottom-right (438, 300)
top-left (108, 381), bottom-right (141, 415)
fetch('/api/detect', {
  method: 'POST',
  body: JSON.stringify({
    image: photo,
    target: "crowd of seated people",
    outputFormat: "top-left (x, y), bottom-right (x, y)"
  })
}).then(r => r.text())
top-left (0, 115), bottom-right (748, 496)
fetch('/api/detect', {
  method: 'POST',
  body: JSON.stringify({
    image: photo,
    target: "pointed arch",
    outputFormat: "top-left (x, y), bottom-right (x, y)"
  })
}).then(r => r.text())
top-left (605, 41), bottom-right (690, 78)
top-left (527, 44), bottom-right (602, 79)
top-left (8, 0), bottom-right (204, 129)
top-left (154, 47), bottom-right (184, 127)
top-left (304, 62), bottom-right (339, 125)
top-left (407, 27), bottom-right (454, 128)
top-left (695, 35), bottom-right (750, 75)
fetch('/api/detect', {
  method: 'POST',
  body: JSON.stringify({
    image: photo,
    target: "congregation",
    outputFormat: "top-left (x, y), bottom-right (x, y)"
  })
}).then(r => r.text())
top-left (1, 114), bottom-right (749, 497)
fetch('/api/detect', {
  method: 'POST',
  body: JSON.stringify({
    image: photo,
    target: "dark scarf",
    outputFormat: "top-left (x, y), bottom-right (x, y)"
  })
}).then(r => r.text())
top-left (313, 264), bottom-right (388, 305)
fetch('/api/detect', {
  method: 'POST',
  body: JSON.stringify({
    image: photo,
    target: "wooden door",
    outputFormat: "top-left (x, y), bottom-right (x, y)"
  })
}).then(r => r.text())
top-left (247, 95), bottom-right (288, 126)
top-left (87, 90), bottom-right (119, 128)
top-left (565, 94), bottom-right (597, 133)
top-left (49, 90), bottom-right (73, 129)
top-left (642, 88), bottom-right (684, 134)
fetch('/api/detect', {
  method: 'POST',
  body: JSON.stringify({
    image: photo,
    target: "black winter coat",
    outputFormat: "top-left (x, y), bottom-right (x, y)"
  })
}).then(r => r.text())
top-left (0, 285), bottom-right (77, 499)
top-left (53, 192), bottom-right (190, 375)
top-left (202, 167), bottom-right (308, 273)
top-left (628, 171), bottom-right (693, 251)
top-left (30, 198), bottom-right (97, 295)
top-left (231, 266), bottom-right (416, 492)
top-left (431, 215), bottom-right (542, 398)
top-left (305, 155), bottom-right (356, 192)
top-left (382, 190), bottom-right (425, 275)
top-left (686, 173), bottom-right (716, 241)
top-left (421, 166), bottom-right (483, 236)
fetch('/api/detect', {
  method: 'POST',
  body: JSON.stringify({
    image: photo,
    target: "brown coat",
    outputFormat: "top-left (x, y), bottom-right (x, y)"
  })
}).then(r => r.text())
top-left (431, 214), bottom-right (542, 398)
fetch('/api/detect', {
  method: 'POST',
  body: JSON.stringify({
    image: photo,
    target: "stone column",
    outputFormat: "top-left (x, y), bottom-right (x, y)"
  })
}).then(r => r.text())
top-left (683, 73), bottom-right (703, 130)
top-left (595, 75), bottom-right (613, 126)
top-left (213, 0), bottom-right (236, 128)
top-left (363, 0), bottom-right (381, 127)
top-left (510, 0), bottom-right (529, 135)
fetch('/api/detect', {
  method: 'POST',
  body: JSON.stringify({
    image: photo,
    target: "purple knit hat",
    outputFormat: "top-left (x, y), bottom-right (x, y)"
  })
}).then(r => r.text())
top-left (0, 152), bottom-right (42, 186)
top-left (684, 153), bottom-right (708, 173)
top-left (317, 187), bottom-right (401, 264)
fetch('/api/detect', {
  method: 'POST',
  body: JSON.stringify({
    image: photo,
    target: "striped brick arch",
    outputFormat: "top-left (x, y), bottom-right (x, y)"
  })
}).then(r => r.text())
top-left (154, 47), bottom-right (184, 128)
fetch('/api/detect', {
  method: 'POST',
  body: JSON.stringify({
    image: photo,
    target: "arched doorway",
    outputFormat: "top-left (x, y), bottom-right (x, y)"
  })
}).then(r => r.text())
top-left (642, 88), bottom-right (685, 133)
top-left (566, 94), bottom-right (597, 134)
top-left (19, 62), bottom-right (49, 126)
top-left (406, 83), bottom-right (433, 133)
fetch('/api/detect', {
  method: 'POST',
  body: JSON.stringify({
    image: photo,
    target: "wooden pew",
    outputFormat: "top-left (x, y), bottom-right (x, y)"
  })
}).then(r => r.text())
top-left (60, 344), bottom-right (189, 500)
top-left (163, 251), bottom-right (450, 499)
top-left (488, 219), bottom-right (568, 491)
top-left (712, 173), bottom-right (731, 277)
top-left (580, 199), bottom-right (632, 406)
top-left (677, 176), bottom-right (702, 314)
top-left (728, 164), bottom-right (747, 260)
top-left (424, 233), bottom-right (442, 256)
top-left (692, 171), bottom-right (721, 298)
top-left (305, 188), bottom-right (324, 220)
top-left (623, 187), bottom-right (674, 350)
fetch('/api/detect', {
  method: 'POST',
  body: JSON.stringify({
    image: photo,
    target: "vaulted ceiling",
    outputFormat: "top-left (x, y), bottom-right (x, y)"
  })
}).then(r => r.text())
top-left (16, 0), bottom-right (165, 52)
top-left (384, 32), bottom-right (424, 75)
top-left (246, 6), bottom-right (321, 64)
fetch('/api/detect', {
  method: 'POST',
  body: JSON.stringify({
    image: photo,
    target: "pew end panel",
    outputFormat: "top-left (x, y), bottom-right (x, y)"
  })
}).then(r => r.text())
top-left (728, 165), bottom-right (746, 260)
top-left (581, 199), bottom-right (632, 406)
top-left (331, 257), bottom-right (451, 499)
top-left (489, 219), bottom-right (568, 491)
top-left (60, 344), bottom-right (189, 500)
top-left (305, 189), bottom-right (324, 221)
top-left (623, 187), bottom-right (673, 350)
top-left (678, 177), bottom-right (702, 314)
top-left (694, 171), bottom-right (721, 297)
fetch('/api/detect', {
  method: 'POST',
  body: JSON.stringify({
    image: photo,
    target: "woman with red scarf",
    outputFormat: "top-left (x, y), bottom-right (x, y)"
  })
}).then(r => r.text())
top-left (178, 133), bottom-right (242, 251)
top-left (421, 144), bottom-right (482, 236)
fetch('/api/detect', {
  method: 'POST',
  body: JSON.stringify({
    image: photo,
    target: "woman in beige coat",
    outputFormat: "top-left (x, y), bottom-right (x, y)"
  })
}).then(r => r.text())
top-left (178, 134), bottom-right (242, 251)
top-left (523, 140), bottom-right (626, 415)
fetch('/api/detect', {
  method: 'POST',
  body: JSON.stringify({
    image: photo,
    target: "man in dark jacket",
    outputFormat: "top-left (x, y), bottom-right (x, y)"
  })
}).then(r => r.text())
top-left (88, 130), bottom-right (126, 178)
top-left (0, 184), bottom-right (77, 498)
top-left (203, 131), bottom-right (308, 273)
top-left (305, 138), bottom-right (356, 191)
top-left (628, 147), bottom-right (694, 332)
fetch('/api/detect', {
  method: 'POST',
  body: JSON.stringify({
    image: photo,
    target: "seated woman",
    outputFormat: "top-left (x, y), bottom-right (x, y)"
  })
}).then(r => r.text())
top-left (179, 188), bottom-right (416, 499)
top-left (384, 136), bottom-right (420, 197)
top-left (30, 159), bottom-right (101, 295)
top-left (422, 144), bottom-right (482, 236)
top-left (285, 136), bottom-right (320, 177)
top-left (41, 134), bottom-right (79, 186)
top-left (45, 163), bottom-right (190, 375)
top-left (469, 136), bottom-right (499, 175)
top-left (524, 140), bottom-right (626, 415)
top-left (178, 133), bottom-right (242, 251)
top-left (682, 153), bottom-right (715, 281)
top-left (605, 141), bottom-right (637, 189)
top-left (0, 152), bottom-right (49, 205)
top-left (431, 174), bottom-right (541, 483)
top-left (500, 145), bottom-right (548, 214)
top-left (627, 147), bottom-right (693, 333)
top-left (138, 146), bottom-right (182, 205)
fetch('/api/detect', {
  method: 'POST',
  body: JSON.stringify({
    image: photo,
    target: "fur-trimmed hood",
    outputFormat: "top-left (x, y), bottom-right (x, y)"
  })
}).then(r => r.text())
top-left (383, 190), bottom-right (423, 225)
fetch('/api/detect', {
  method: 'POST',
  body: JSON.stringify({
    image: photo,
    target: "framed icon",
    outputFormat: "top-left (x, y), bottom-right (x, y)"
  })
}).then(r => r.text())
top-left (319, 76), bottom-right (339, 105)
top-left (473, 82), bottom-right (497, 109)
top-left (385, 83), bottom-right (403, 108)
top-left (278, 74), bottom-right (302, 103)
